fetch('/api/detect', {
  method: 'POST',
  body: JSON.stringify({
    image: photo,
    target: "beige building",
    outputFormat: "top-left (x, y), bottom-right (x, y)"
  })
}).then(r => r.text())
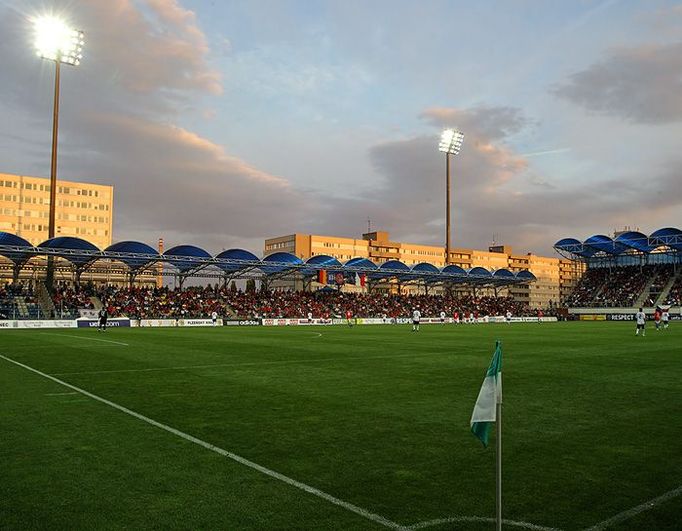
top-left (264, 231), bottom-right (582, 308)
top-left (0, 172), bottom-right (113, 249)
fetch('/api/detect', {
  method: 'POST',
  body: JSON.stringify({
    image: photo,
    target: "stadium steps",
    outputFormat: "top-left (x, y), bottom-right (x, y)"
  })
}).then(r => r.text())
top-left (634, 275), bottom-right (659, 308)
top-left (655, 269), bottom-right (682, 306)
top-left (90, 296), bottom-right (103, 310)
top-left (35, 282), bottom-right (56, 319)
top-left (13, 296), bottom-right (29, 318)
top-left (589, 279), bottom-right (610, 306)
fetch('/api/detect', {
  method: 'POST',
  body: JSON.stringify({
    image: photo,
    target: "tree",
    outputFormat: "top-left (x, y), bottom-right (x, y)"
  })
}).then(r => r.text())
top-left (246, 279), bottom-right (256, 293)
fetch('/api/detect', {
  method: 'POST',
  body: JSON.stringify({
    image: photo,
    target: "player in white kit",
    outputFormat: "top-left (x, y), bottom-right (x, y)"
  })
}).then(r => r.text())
top-left (440, 311), bottom-right (446, 324)
top-left (412, 308), bottom-right (421, 332)
top-left (635, 308), bottom-right (646, 336)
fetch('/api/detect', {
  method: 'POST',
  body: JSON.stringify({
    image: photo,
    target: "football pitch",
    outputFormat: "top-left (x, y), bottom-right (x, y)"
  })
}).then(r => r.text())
top-left (1, 322), bottom-right (680, 530)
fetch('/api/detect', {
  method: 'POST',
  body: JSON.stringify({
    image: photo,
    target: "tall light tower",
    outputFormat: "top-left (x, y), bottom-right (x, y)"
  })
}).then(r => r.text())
top-left (33, 16), bottom-right (84, 288)
top-left (438, 128), bottom-right (464, 265)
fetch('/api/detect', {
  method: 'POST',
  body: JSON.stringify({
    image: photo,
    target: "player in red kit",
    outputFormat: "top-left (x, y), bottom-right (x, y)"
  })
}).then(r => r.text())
top-left (345, 309), bottom-right (353, 328)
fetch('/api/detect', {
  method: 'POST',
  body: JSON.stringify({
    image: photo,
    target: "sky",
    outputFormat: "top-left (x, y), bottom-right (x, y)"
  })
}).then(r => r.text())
top-left (0, 0), bottom-right (681, 257)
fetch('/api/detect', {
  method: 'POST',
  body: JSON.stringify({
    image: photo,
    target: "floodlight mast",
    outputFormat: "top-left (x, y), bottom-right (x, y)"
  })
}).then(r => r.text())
top-left (33, 16), bottom-right (84, 289)
top-left (438, 128), bottom-right (464, 265)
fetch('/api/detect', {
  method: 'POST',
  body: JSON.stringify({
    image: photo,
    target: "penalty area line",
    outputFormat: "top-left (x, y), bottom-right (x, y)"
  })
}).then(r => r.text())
top-left (0, 353), bottom-right (406, 531)
top-left (583, 484), bottom-right (682, 531)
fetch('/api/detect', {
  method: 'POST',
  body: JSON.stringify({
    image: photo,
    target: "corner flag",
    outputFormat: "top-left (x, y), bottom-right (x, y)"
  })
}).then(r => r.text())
top-left (470, 340), bottom-right (502, 447)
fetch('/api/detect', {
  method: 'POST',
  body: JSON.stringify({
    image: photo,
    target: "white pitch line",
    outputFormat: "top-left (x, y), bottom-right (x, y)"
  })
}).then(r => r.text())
top-left (45, 391), bottom-right (78, 396)
top-left (52, 351), bottom-right (449, 376)
top-left (583, 484), bottom-right (682, 531)
top-left (408, 515), bottom-right (561, 530)
top-left (40, 333), bottom-right (129, 347)
top-left (0, 353), bottom-right (407, 530)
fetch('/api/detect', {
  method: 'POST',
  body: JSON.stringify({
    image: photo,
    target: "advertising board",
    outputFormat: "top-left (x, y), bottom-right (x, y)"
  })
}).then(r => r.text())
top-left (77, 318), bottom-right (131, 328)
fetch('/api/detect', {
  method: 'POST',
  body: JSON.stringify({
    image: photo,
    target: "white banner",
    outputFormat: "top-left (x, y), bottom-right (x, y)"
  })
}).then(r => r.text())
top-left (179, 318), bottom-right (222, 327)
top-left (140, 319), bottom-right (177, 327)
top-left (14, 320), bottom-right (77, 329)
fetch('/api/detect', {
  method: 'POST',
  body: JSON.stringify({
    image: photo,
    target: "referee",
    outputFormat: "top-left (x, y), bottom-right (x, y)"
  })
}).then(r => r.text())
top-left (98, 307), bottom-right (108, 332)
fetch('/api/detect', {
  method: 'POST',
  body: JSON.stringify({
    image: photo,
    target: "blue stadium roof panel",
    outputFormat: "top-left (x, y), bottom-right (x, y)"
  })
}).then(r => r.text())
top-left (371, 259), bottom-right (410, 280)
top-left (515, 270), bottom-right (536, 281)
top-left (215, 248), bottom-right (260, 273)
top-left (411, 262), bottom-right (439, 274)
top-left (468, 266), bottom-right (492, 277)
top-left (493, 268), bottom-right (515, 278)
top-left (0, 231), bottom-right (33, 265)
top-left (301, 255), bottom-right (343, 277)
top-left (344, 257), bottom-right (378, 270)
top-left (104, 241), bottom-right (158, 271)
top-left (441, 264), bottom-right (467, 276)
top-left (164, 245), bottom-right (212, 272)
top-left (39, 237), bottom-right (100, 267)
top-left (614, 231), bottom-right (656, 253)
top-left (584, 234), bottom-right (626, 255)
top-left (650, 227), bottom-right (682, 251)
top-left (261, 252), bottom-right (303, 274)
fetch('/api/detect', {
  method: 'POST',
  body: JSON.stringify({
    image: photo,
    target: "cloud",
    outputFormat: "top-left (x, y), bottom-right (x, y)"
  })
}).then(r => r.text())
top-left (553, 41), bottom-right (682, 124)
top-left (359, 106), bottom-right (682, 255)
top-left (0, 0), bottom-right (311, 252)
top-left (419, 106), bottom-right (527, 140)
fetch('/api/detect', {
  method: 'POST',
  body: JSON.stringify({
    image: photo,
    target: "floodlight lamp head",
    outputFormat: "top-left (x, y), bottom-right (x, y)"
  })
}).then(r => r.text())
top-left (34, 15), bottom-right (84, 66)
top-left (438, 128), bottom-right (465, 155)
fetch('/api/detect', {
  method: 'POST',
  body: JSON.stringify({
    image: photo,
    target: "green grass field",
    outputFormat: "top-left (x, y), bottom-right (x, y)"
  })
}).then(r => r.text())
top-left (1, 322), bottom-right (680, 530)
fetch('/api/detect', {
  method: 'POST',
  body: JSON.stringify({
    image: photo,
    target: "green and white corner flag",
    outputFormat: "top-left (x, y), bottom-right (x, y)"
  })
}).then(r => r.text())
top-left (470, 340), bottom-right (503, 447)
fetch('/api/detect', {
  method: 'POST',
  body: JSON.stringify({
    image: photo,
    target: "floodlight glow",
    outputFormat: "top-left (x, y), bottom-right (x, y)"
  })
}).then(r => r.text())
top-left (34, 16), bottom-right (84, 66)
top-left (438, 128), bottom-right (465, 155)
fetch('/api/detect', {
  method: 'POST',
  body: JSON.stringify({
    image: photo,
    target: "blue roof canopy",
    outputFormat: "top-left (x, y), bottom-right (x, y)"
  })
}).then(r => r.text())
top-left (584, 234), bottom-right (625, 255)
top-left (344, 257), bottom-right (378, 270)
top-left (371, 259), bottom-right (410, 280)
top-left (411, 262), bottom-right (441, 283)
top-left (441, 264), bottom-right (467, 276)
top-left (555, 227), bottom-right (682, 258)
top-left (301, 254), bottom-right (343, 277)
top-left (0, 231), bottom-right (539, 287)
top-left (261, 252), bottom-right (303, 274)
top-left (215, 248), bottom-right (260, 273)
top-left (493, 268), bottom-right (515, 279)
top-left (515, 270), bottom-right (536, 281)
top-left (104, 241), bottom-right (158, 271)
top-left (164, 245), bottom-right (212, 272)
top-left (650, 227), bottom-right (682, 251)
top-left (39, 237), bottom-right (100, 267)
top-left (0, 231), bottom-right (33, 266)
top-left (468, 266), bottom-right (492, 277)
top-left (614, 231), bottom-right (656, 253)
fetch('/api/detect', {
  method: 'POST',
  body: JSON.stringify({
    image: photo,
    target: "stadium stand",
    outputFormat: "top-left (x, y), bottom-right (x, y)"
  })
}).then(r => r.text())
top-left (664, 274), bottom-right (682, 306)
top-left (91, 285), bottom-right (532, 319)
top-left (556, 228), bottom-right (682, 308)
top-left (51, 283), bottom-right (96, 318)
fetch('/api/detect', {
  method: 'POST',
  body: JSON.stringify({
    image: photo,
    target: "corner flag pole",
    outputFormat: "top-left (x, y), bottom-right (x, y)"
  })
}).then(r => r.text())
top-left (470, 340), bottom-right (503, 530)
top-left (496, 398), bottom-right (502, 531)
